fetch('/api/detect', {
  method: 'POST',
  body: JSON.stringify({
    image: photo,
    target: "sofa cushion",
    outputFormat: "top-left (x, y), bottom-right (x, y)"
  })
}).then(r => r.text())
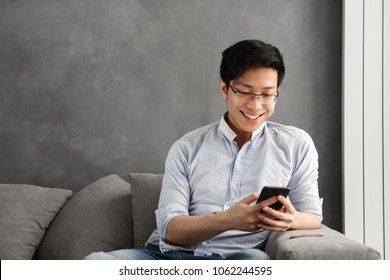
top-left (0, 183), bottom-right (72, 260)
top-left (129, 173), bottom-right (163, 248)
top-left (264, 224), bottom-right (381, 259)
top-left (34, 174), bottom-right (133, 260)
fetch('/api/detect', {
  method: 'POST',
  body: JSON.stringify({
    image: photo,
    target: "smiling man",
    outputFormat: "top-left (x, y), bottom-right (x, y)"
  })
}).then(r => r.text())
top-left (84, 39), bottom-right (322, 260)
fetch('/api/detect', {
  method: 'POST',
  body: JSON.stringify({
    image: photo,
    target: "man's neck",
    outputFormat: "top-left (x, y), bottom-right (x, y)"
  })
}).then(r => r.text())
top-left (234, 133), bottom-right (252, 149)
top-left (223, 112), bottom-right (252, 149)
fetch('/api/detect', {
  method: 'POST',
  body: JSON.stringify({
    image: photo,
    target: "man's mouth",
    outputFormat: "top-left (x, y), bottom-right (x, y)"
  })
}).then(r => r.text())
top-left (241, 111), bottom-right (262, 120)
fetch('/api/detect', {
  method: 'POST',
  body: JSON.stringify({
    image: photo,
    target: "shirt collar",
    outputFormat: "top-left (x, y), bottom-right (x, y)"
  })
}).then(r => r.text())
top-left (219, 112), bottom-right (266, 142)
top-left (219, 113), bottom-right (237, 141)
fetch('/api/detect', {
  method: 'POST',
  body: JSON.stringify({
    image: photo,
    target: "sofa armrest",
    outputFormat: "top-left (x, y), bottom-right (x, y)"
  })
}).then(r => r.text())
top-left (264, 224), bottom-right (380, 260)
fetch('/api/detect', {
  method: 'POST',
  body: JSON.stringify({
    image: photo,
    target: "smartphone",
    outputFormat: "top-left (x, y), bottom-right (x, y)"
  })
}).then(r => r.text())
top-left (256, 186), bottom-right (290, 211)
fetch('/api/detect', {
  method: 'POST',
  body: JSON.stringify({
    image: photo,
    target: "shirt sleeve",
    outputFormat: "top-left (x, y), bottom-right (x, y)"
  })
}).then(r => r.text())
top-left (155, 140), bottom-right (191, 241)
top-left (287, 129), bottom-right (323, 220)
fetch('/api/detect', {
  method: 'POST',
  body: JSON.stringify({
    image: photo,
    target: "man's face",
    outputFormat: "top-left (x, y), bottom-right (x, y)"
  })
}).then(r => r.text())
top-left (220, 66), bottom-right (278, 137)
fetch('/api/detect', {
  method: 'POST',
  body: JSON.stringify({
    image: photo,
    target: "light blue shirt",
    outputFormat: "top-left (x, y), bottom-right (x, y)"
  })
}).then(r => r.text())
top-left (147, 114), bottom-right (322, 257)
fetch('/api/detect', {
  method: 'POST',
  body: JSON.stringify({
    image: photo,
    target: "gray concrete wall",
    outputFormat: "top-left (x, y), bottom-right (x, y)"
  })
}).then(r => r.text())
top-left (0, 0), bottom-right (342, 230)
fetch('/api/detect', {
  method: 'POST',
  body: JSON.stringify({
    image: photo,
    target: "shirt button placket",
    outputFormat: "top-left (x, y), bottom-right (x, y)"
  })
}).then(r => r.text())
top-left (231, 147), bottom-right (245, 199)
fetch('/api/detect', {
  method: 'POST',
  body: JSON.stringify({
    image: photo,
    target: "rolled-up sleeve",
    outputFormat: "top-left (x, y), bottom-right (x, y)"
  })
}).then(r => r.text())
top-left (156, 141), bottom-right (191, 240)
top-left (288, 129), bottom-right (323, 220)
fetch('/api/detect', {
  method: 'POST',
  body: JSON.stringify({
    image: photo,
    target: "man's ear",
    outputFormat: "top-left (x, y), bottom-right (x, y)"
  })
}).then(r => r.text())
top-left (219, 79), bottom-right (228, 100)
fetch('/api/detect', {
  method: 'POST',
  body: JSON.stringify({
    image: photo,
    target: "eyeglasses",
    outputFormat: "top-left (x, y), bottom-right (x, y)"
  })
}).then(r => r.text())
top-left (229, 84), bottom-right (279, 104)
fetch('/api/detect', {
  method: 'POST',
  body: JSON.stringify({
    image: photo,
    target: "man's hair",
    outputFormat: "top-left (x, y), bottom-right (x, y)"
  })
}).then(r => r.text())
top-left (220, 39), bottom-right (285, 88)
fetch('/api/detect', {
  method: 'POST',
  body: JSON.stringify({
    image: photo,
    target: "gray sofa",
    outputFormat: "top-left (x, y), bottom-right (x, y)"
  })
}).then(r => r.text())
top-left (0, 173), bottom-right (381, 260)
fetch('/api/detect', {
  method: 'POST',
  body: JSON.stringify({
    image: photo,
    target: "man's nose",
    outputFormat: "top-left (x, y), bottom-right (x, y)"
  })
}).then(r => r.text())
top-left (247, 96), bottom-right (263, 109)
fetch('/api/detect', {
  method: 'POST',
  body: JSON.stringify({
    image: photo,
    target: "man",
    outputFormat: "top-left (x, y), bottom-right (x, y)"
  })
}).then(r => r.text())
top-left (85, 39), bottom-right (322, 260)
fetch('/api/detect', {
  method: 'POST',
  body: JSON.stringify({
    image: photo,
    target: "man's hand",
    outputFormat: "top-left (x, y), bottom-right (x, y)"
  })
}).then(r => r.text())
top-left (223, 193), bottom-right (279, 232)
top-left (257, 195), bottom-right (321, 231)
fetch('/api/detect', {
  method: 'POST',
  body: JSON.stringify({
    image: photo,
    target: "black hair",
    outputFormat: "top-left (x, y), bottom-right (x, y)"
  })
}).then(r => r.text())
top-left (220, 39), bottom-right (285, 88)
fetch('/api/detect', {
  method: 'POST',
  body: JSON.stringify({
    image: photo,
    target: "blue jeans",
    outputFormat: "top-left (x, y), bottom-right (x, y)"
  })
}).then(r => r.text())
top-left (83, 243), bottom-right (270, 260)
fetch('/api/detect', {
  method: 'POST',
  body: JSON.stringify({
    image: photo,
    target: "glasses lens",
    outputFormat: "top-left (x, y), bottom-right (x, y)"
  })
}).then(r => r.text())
top-left (234, 92), bottom-right (248, 102)
top-left (261, 95), bottom-right (276, 104)
top-left (235, 94), bottom-right (276, 104)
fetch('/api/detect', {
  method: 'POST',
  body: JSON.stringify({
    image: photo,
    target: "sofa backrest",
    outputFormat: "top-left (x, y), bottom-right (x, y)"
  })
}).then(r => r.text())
top-left (129, 173), bottom-right (163, 248)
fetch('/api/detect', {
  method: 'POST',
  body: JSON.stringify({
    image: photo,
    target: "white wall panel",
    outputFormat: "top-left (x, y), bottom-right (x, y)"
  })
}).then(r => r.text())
top-left (343, 0), bottom-right (364, 243)
top-left (363, 0), bottom-right (384, 256)
top-left (384, 0), bottom-right (390, 261)
top-left (343, 0), bottom-right (387, 259)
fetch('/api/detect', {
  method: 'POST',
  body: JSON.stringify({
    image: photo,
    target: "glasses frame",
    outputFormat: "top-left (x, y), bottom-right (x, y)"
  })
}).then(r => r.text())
top-left (229, 84), bottom-right (279, 104)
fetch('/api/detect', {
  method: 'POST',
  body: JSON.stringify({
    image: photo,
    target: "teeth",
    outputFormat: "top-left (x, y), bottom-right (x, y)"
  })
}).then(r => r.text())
top-left (243, 112), bottom-right (259, 120)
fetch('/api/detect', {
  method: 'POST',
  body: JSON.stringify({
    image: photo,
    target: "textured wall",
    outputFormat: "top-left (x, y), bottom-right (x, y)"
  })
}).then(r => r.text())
top-left (0, 0), bottom-right (342, 230)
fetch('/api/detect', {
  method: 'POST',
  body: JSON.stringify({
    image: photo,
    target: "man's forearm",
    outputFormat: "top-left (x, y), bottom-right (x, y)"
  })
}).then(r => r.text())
top-left (165, 213), bottom-right (230, 247)
top-left (164, 193), bottom-right (275, 246)
top-left (290, 211), bottom-right (321, 230)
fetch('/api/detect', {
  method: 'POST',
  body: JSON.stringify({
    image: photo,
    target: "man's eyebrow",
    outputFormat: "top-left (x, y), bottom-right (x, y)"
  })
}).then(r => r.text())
top-left (236, 81), bottom-right (276, 90)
